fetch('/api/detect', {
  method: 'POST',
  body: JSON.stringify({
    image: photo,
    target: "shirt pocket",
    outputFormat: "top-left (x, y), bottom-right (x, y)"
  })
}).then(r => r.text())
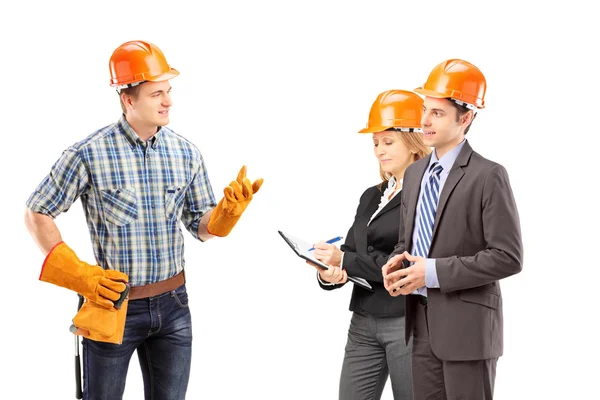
top-left (165, 184), bottom-right (187, 222)
top-left (100, 187), bottom-right (138, 226)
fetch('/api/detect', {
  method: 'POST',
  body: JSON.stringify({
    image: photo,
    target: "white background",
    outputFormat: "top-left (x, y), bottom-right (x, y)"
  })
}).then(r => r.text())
top-left (1, 1), bottom-right (598, 399)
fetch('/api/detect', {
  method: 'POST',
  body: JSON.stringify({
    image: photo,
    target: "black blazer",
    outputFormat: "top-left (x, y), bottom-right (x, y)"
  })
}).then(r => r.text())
top-left (319, 181), bottom-right (405, 317)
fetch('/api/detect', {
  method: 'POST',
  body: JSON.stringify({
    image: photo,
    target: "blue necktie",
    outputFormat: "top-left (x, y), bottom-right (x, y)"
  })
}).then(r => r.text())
top-left (414, 162), bottom-right (444, 259)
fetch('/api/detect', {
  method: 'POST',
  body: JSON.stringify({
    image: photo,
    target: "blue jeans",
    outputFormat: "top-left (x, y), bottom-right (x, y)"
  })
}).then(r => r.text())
top-left (83, 284), bottom-right (192, 400)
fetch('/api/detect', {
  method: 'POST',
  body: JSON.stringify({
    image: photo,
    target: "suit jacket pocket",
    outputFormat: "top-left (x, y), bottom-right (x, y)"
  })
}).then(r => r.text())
top-left (459, 289), bottom-right (500, 310)
top-left (100, 187), bottom-right (138, 226)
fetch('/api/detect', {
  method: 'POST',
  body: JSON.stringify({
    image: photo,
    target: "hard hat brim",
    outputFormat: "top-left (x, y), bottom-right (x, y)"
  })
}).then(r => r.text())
top-left (146, 68), bottom-right (180, 82)
top-left (414, 87), bottom-right (448, 99)
top-left (111, 68), bottom-right (180, 87)
top-left (415, 87), bottom-right (484, 109)
top-left (358, 125), bottom-right (422, 134)
top-left (358, 126), bottom-right (390, 134)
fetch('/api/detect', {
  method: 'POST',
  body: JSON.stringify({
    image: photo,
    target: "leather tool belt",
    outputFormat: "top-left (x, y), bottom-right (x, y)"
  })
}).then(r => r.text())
top-left (128, 270), bottom-right (185, 300)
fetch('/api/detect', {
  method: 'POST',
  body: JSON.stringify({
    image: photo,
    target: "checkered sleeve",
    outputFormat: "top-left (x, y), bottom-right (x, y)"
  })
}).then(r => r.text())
top-left (26, 147), bottom-right (90, 218)
top-left (181, 153), bottom-right (216, 240)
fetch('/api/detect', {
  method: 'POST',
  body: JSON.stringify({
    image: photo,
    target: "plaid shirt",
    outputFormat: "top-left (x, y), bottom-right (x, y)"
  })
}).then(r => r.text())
top-left (27, 115), bottom-right (216, 286)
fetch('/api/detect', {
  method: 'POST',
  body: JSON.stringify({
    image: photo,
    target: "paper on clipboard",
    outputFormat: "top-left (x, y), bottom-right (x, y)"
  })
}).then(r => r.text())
top-left (278, 230), bottom-right (373, 291)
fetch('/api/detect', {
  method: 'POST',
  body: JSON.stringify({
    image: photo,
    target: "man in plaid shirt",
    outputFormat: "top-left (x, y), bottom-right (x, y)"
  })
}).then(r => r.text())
top-left (24, 40), bottom-right (263, 400)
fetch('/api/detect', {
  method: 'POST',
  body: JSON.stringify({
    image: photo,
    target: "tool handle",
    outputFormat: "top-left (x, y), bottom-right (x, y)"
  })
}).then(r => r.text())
top-left (75, 294), bottom-right (84, 399)
top-left (113, 284), bottom-right (130, 309)
top-left (75, 353), bottom-right (82, 399)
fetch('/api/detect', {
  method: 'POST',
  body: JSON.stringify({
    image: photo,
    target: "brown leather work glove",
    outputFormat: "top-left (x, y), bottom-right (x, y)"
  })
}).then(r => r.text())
top-left (71, 295), bottom-right (129, 345)
top-left (207, 165), bottom-right (263, 237)
top-left (39, 242), bottom-right (129, 309)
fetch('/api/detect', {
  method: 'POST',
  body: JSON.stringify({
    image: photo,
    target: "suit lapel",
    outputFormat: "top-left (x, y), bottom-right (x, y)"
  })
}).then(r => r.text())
top-left (405, 155), bottom-right (431, 247)
top-left (354, 182), bottom-right (387, 252)
top-left (369, 185), bottom-right (401, 225)
top-left (431, 141), bottom-right (472, 240)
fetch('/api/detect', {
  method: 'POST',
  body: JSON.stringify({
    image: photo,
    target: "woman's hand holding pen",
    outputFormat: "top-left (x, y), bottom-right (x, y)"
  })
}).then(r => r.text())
top-left (311, 241), bottom-right (342, 267)
top-left (310, 241), bottom-right (346, 284)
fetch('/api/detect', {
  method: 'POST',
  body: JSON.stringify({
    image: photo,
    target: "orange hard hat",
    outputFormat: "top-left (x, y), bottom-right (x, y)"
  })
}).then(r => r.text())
top-left (415, 59), bottom-right (486, 109)
top-left (109, 40), bottom-right (179, 89)
top-left (358, 90), bottom-right (423, 133)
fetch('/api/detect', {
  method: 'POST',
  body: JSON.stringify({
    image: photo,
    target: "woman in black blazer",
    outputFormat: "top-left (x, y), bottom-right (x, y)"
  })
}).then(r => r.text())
top-left (310, 90), bottom-right (430, 400)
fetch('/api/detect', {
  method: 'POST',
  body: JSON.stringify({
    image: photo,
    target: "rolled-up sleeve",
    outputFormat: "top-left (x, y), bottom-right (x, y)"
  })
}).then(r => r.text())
top-left (26, 148), bottom-right (89, 218)
top-left (181, 154), bottom-right (216, 240)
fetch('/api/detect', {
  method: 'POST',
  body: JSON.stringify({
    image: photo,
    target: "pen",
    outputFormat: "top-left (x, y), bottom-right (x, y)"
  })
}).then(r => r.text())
top-left (308, 236), bottom-right (343, 251)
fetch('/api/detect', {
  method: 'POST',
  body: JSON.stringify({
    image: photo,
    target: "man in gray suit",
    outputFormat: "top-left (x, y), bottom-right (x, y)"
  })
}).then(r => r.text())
top-left (382, 59), bottom-right (523, 400)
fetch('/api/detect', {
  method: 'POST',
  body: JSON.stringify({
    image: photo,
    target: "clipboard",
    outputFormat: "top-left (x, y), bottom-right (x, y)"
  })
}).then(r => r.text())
top-left (278, 230), bottom-right (374, 292)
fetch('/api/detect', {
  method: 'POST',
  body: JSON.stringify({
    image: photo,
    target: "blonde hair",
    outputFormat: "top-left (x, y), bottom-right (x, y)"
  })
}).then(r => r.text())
top-left (378, 129), bottom-right (431, 182)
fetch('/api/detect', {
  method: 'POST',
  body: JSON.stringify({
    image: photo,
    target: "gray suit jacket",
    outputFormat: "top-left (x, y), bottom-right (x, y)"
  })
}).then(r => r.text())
top-left (391, 140), bottom-right (523, 361)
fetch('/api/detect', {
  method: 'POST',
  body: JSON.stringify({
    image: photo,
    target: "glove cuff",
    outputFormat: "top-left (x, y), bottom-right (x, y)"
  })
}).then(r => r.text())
top-left (207, 208), bottom-right (240, 237)
top-left (38, 242), bottom-right (126, 309)
top-left (39, 241), bottom-right (66, 280)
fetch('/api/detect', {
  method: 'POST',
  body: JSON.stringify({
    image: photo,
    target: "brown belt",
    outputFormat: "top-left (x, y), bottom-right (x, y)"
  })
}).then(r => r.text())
top-left (128, 270), bottom-right (185, 300)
